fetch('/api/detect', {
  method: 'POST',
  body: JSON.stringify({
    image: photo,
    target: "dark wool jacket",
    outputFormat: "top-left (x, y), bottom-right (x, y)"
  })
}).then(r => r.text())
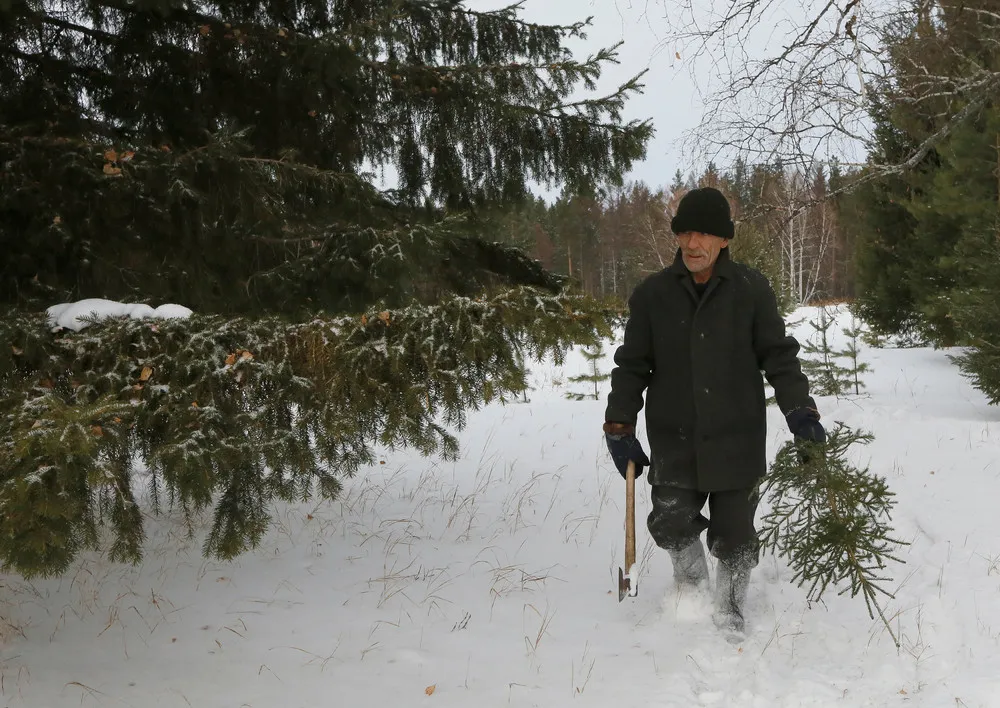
top-left (605, 248), bottom-right (816, 491)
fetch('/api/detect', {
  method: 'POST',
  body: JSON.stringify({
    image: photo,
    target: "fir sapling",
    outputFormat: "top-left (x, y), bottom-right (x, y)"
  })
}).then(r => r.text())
top-left (565, 340), bottom-right (611, 401)
top-left (800, 306), bottom-right (853, 396)
top-left (838, 314), bottom-right (872, 395)
top-left (759, 423), bottom-right (907, 646)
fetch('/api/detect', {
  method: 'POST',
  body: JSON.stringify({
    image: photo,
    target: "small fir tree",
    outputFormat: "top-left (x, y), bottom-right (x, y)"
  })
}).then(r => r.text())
top-left (801, 306), bottom-right (854, 396)
top-left (838, 315), bottom-right (872, 395)
top-left (565, 340), bottom-right (610, 401)
top-left (759, 423), bottom-right (908, 646)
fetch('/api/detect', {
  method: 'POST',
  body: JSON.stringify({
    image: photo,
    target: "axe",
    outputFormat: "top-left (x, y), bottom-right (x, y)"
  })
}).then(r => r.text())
top-left (618, 459), bottom-right (638, 601)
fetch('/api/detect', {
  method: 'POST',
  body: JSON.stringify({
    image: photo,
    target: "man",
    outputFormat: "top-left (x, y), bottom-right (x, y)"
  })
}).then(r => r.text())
top-left (603, 186), bottom-right (825, 634)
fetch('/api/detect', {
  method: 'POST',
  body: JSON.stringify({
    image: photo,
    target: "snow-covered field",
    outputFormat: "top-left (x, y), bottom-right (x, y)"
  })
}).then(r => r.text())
top-left (3, 306), bottom-right (999, 707)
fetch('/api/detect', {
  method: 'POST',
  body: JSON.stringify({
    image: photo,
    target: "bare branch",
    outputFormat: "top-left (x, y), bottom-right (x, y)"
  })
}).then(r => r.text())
top-left (646, 0), bottom-right (1000, 224)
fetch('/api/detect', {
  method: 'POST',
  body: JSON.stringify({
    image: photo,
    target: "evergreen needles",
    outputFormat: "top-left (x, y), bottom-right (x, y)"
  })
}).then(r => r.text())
top-left (759, 423), bottom-right (907, 646)
top-left (0, 2), bottom-right (652, 313)
top-left (0, 0), bottom-right (651, 578)
top-left (951, 243), bottom-right (1000, 404)
top-left (0, 289), bottom-right (612, 577)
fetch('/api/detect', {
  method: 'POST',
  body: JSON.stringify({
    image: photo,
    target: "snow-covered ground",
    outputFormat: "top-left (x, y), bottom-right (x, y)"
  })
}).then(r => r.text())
top-left (3, 306), bottom-right (999, 707)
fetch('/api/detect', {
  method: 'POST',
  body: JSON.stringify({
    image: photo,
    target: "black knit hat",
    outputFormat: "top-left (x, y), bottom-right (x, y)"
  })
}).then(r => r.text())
top-left (670, 187), bottom-right (734, 240)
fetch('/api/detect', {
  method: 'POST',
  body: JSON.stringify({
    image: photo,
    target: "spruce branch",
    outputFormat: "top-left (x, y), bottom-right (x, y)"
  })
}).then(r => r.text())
top-left (759, 423), bottom-right (907, 646)
top-left (0, 287), bottom-right (613, 576)
top-left (950, 244), bottom-right (1000, 403)
top-left (0, 393), bottom-right (139, 577)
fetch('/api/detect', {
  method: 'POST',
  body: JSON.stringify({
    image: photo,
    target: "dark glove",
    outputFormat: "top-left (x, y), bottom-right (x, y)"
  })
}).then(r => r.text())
top-left (786, 407), bottom-right (826, 463)
top-left (603, 422), bottom-right (650, 479)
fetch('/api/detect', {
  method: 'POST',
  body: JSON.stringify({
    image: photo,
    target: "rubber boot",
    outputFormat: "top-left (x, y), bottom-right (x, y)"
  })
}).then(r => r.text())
top-left (668, 539), bottom-right (710, 589)
top-left (712, 560), bottom-right (751, 634)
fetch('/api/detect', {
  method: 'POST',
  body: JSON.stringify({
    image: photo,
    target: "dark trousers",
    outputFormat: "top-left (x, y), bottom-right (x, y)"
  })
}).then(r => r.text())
top-left (647, 485), bottom-right (760, 567)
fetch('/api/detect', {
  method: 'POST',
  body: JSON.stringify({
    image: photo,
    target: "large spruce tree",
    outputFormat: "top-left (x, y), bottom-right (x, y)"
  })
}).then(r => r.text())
top-left (853, 4), bottom-right (1000, 348)
top-left (0, 0), bottom-right (652, 576)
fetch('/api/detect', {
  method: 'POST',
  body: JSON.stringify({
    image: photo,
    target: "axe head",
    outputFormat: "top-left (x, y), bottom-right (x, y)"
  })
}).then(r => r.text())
top-left (618, 566), bottom-right (636, 602)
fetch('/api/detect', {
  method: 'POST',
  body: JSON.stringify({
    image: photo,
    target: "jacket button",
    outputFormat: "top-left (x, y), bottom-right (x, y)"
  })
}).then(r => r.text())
top-left (699, 333), bottom-right (705, 339)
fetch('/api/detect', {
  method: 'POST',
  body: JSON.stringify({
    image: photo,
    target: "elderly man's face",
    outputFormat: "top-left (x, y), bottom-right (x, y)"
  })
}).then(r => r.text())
top-left (677, 231), bottom-right (729, 282)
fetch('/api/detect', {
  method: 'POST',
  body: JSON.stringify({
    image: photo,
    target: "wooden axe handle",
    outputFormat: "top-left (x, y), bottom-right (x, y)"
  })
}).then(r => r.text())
top-left (625, 459), bottom-right (636, 570)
